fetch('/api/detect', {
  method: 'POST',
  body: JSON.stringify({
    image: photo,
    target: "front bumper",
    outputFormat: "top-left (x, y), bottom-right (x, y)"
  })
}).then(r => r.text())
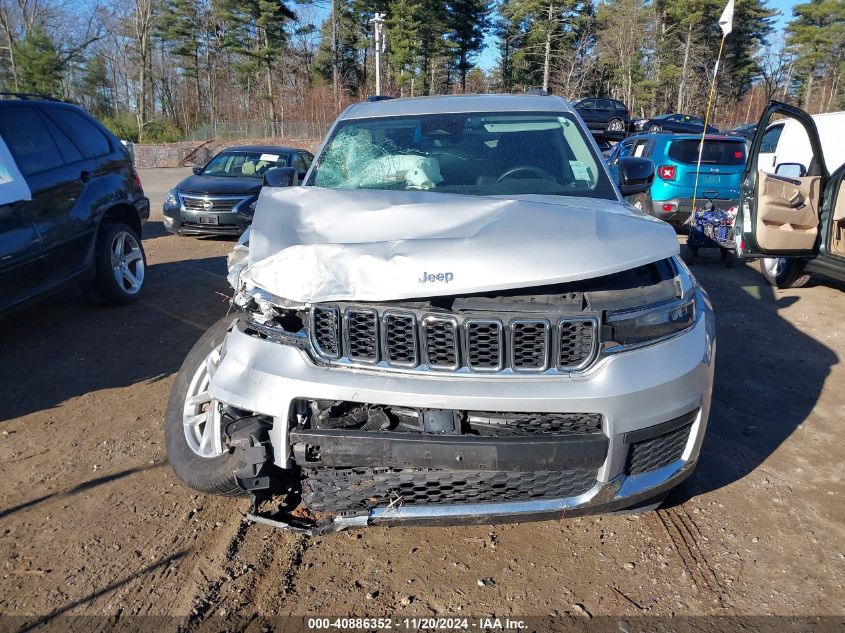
top-left (210, 290), bottom-right (715, 527)
top-left (162, 205), bottom-right (251, 237)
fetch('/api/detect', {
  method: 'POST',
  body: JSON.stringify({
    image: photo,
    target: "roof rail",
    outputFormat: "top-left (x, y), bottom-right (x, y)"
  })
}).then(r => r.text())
top-left (366, 95), bottom-right (395, 102)
top-left (0, 92), bottom-right (64, 102)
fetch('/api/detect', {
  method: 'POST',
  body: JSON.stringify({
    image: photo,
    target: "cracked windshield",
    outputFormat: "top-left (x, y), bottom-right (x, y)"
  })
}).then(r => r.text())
top-left (311, 112), bottom-right (616, 200)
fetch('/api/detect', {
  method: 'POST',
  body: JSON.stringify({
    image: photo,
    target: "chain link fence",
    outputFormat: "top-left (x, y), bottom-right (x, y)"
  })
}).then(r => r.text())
top-left (185, 120), bottom-right (332, 142)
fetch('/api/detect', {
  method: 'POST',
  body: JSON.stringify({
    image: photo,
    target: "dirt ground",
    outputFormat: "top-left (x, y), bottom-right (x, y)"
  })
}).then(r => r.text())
top-left (1, 167), bottom-right (843, 629)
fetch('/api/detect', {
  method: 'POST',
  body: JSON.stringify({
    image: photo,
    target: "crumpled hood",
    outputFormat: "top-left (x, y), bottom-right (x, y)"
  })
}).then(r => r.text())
top-left (242, 186), bottom-right (679, 303)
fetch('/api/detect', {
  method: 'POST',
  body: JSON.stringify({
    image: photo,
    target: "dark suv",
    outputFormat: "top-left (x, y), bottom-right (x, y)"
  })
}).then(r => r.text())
top-left (0, 94), bottom-right (149, 313)
top-left (573, 98), bottom-right (630, 132)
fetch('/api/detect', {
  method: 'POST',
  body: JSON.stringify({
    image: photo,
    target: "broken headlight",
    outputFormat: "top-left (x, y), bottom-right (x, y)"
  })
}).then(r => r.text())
top-left (608, 297), bottom-right (696, 346)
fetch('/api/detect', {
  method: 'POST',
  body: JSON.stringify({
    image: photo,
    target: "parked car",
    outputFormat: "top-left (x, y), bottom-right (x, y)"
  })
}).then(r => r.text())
top-left (164, 93), bottom-right (715, 534)
top-left (162, 145), bottom-right (313, 236)
top-left (725, 122), bottom-right (757, 141)
top-left (0, 93), bottom-right (150, 313)
top-left (573, 98), bottom-right (630, 132)
top-left (737, 101), bottom-right (845, 288)
top-left (607, 132), bottom-right (746, 225)
top-left (633, 113), bottom-right (719, 134)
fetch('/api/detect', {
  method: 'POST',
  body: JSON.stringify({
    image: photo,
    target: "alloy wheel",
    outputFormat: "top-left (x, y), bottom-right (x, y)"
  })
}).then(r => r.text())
top-left (182, 345), bottom-right (228, 458)
top-left (110, 230), bottom-right (145, 295)
top-left (764, 257), bottom-right (784, 278)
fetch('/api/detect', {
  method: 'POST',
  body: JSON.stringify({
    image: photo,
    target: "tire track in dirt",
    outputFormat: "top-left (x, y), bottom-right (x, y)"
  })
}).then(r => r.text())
top-left (168, 516), bottom-right (309, 630)
top-left (651, 506), bottom-right (728, 607)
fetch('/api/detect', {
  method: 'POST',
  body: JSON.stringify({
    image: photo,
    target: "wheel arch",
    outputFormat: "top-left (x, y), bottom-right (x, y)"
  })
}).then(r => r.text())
top-left (99, 203), bottom-right (143, 239)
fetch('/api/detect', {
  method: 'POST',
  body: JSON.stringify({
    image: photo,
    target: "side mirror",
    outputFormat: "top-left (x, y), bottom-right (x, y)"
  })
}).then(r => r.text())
top-left (775, 162), bottom-right (807, 178)
top-left (616, 156), bottom-right (655, 196)
top-left (192, 166), bottom-right (202, 175)
top-left (263, 167), bottom-right (298, 188)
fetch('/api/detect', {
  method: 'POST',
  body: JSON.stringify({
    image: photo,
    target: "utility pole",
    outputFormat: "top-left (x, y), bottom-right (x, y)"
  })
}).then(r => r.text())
top-left (332, 0), bottom-right (339, 110)
top-left (370, 12), bottom-right (385, 96)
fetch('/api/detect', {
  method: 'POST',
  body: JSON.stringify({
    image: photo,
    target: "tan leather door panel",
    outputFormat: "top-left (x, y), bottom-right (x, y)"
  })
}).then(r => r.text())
top-left (755, 170), bottom-right (821, 251)
top-left (831, 182), bottom-right (845, 257)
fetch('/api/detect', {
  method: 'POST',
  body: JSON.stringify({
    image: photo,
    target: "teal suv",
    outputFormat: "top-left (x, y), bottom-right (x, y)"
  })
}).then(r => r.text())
top-left (608, 133), bottom-right (746, 225)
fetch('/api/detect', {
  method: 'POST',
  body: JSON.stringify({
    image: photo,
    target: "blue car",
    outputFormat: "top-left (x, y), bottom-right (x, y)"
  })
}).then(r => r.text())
top-left (608, 133), bottom-right (747, 225)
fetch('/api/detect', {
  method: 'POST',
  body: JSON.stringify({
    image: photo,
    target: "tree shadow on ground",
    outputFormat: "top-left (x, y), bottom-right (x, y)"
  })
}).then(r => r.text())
top-left (0, 256), bottom-right (230, 422)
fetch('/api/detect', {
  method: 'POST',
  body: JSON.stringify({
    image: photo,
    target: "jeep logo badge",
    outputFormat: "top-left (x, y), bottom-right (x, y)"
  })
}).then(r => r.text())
top-left (419, 271), bottom-right (454, 284)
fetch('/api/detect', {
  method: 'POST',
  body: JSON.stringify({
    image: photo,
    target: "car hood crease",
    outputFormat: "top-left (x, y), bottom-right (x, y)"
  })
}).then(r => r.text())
top-left (242, 186), bottom-right (680, 303)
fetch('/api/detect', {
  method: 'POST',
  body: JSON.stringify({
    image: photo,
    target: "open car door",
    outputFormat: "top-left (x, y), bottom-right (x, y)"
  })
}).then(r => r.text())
top-left (737, 101), bottom-right (829, 259)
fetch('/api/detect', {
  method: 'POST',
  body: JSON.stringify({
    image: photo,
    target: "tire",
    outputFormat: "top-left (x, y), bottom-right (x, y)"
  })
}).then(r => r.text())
top-left (629, 191), bottom-right (652, 214)
top-left (165, 316), bottom-right (248, 497)
top-left (648, 124), bottom-right (662, 132)
top-left (82, 222), bottom-right (146, 305)
top-left (607, 118), bottom-right (624, 132)
top-left (759, 257), bottom-right (811, 289)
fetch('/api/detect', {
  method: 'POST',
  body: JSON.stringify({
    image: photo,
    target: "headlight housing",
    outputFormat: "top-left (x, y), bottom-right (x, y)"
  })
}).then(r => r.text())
top-left (608, 297), bottom-right (696, 346)
top-left (164, 189), bottom-right (179, 209)
top-left (236, 196), bottom-right (258, 216)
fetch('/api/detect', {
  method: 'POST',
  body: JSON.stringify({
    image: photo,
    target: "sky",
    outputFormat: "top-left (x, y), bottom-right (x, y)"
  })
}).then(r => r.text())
top-left (474, 0), bottom-right (802, 71)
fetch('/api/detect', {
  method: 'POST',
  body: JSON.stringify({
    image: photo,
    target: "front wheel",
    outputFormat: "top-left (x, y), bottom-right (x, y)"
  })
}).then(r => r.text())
top-left (165, 316), bottom-right (248, 496)
top-left (648, 124), bottom-right (662, 132)
top-left (759, 257), bottom-right (811, 289)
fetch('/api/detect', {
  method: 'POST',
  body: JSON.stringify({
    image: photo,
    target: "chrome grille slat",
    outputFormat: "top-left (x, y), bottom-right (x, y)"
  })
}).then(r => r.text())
top-left (422, 316), bottom-right (460, 370)
top-left (464, 319), bottom-right (504, 371)
top-left (310, 306), bottom-right (599, 374)
top-left (511, 319), bottom-right (550, 371)
top-left (557, 319), bottom-right (598, 370)
top-left (180, 194), bottom-right (247, 213)
top-left (312, 306), bottom-right (341, 358)
top-left (344, 308), bottom-right (379, 363)
top-left (382, 312), bottom-right (418, 367)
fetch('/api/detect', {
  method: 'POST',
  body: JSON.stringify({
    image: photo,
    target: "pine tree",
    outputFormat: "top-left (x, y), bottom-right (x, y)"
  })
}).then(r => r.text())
top-left (786, 0), bottom-right (845, 110)
top-left (446, 0), bottom-right (492, 91)
top-left (13, 28), bottom-right (63, 95)
top-left (220, 0), bottom-right (295, 122)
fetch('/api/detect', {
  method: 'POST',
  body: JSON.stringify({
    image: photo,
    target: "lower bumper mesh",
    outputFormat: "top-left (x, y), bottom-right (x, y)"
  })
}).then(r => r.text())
top-left (626, 423), bottom-right (692, 475)
top-left (302, 467), bottom-right (597, 512)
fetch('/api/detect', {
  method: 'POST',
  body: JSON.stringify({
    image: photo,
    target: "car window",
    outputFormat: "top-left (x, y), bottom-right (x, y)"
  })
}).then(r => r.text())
top-left (45, 109), bottom-right (111, 159)
top-left (578, 99), bottom-right (596, 110)
top-left (42, 116), bottom-right (84, 165)
top-left (310, 112), bottom-right (617, 200)
top-left (303, 153), bottom-right (313, 169)
top-left (0, 107), bottom-right (64, 176)
top-left (616, 140), bottom-right (635, 160)
top-left (760, 124), bottom-right (784, 153)
top-left (291, 153), bottom-right (307, 173)
top-left (202, 151), bottom-right (287, 177)
top-left (612, 101), bottom-right (626, 111)
top-left (666, 115), bottom-right (682, 123)
top-left (632, 140), bottom-right (650, 157)
top-left (689, 116), bottom-right (703, 126)
top-left (668, 139), bottom-right (745, 165)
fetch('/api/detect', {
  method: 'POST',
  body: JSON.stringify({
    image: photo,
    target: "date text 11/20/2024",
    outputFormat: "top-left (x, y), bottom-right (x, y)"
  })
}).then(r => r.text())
top-left (307, 617), bottom-right (527, 630)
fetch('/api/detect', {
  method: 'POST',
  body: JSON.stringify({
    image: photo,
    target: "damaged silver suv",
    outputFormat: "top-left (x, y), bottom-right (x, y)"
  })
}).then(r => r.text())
top-left (165, 94), bottom-right (715, 533)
